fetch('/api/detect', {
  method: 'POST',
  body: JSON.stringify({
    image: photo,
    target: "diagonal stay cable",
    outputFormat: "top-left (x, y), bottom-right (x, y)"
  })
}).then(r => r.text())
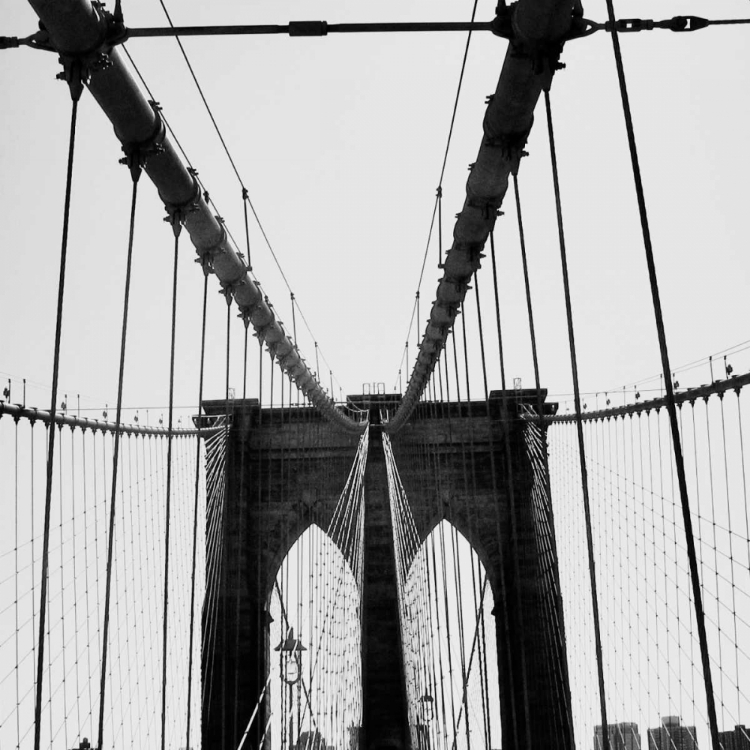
top-left (436, 0), bottom-right (480, 191)
top-left (395, 0), bottom-right (479, 380)
top-left (152, 0), bottom-right (336, 383)
top-left (155, 0), bottom-right (243, 187)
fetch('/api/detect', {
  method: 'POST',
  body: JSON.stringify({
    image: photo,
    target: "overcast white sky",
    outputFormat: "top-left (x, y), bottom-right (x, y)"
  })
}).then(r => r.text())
top-left (1, 0), bottom-right (749, 420)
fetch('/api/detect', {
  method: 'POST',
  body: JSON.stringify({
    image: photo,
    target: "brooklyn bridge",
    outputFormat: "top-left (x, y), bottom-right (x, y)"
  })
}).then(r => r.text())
top-left (1, 1), bottom-right (749, 749)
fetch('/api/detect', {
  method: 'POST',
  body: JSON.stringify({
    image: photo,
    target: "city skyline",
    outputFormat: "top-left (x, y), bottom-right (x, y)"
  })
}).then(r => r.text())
top-left (595, 717), bottom-right (750, 750)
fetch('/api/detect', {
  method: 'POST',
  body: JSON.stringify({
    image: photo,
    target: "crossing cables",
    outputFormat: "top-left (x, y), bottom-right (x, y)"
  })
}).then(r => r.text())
top-left (386, 0), bottom-right (580, 433)
top-left (602, 1), bottom-right (721, 746)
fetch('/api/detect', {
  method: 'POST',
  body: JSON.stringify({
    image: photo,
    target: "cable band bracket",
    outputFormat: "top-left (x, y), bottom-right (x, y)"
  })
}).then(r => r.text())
top-left (118, 100), bottom-right (166, 181)
top-left (163, 172), bottom-right (201, 237)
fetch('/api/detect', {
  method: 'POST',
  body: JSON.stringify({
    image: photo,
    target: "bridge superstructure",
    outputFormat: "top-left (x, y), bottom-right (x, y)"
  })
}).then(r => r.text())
top-left (1, 0), bottom-right (749, 750)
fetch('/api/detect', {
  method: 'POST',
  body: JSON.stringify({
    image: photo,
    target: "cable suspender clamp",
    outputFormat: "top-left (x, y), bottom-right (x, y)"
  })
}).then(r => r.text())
top-left (195, 248), bottom-right (213, 276)
top-left (46, 3), bottom-right (126, 100)
top-left (55, 57), bottom-right (89, 102)
top-left (510, 150), bottom-right (528, 178)
top-left (219, 282), bottom-right (234, 307)
top-left (163, 171), bottom-right (201, 238)
top-left (163, 204), bottom-right (185, 237)
top-left (483, 129), bottom-right (529, 163)
top-left (239, 309), bottom-right (252, 331)
top-left (118, 100), bottom-right (165, 182)
top-left (494, 2), bottom-right (573, 81)
top-left (466, 196), bottom-right (503, 221)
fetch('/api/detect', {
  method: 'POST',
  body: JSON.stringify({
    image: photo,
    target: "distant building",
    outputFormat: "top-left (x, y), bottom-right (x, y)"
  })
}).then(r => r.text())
top-left (296, 731), bottom-right (327, 750)
top-left (594, 722), bottom-right (641, 750)
top-left (719, 726), bottom-right (750, 750)
top-left (348, 725), bottom-right (360, 750)
top-left (647, 716), bottom-right (699, 750)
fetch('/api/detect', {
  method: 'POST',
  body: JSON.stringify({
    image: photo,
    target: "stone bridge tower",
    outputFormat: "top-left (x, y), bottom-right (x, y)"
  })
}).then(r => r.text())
top-left (201, 390), bottom-right (573, 750)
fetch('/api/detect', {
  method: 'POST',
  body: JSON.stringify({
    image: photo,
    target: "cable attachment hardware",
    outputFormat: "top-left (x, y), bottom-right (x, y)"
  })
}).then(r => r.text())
top-left (55, 56), bottom-right (89, 102)
top-left (238, 309), bottom-right (252, 329)
top-left (564, 14), bottom-right (717, 39)
top-left (195, 251), bottom-right (213, 276)
top-left (162, 171), bottom-right (201, 237)
top-left (118, 100), bottom-right (166, 182)
top-left (663, 16), bottom-right (710, 32)
top-left (467, 196), bottom-right (503, 220)
top-left (198, 224), bottom-right (228, 267)
top-left (219, 282), bottom-right (234, 306)
top-left (490, 1), bottom-right (514, 40)
top-left (492, 0), bottom-right (573, 80)
top-left (163, 205), bottom-right (184, 237)
top-left (52, 1), bottom-right (128, 100)
top-left (484, 128), bottom-right (530, 162)
top-left (92, 0), bottom-right (127, 45)
top-left (509, 148), bottom-right (528, 177)
top-left (1, 27), bottom-right (54, 52)
top-left (607, 16), bottom-right (710, 33)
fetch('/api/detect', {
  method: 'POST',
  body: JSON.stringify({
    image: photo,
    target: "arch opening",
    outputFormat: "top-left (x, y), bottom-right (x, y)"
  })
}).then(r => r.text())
top-left (268, 523), bottom-right (363, 750)
top-left (400, 520), bottom-right (501, 750)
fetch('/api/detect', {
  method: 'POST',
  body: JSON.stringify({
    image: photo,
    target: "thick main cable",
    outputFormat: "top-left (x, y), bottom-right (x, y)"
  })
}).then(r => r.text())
top-left (154, 0), bottom-right (344, 406)
top-left (387, 0), bottom-right (577, 432)
top-left (27, 0), bottom-right (360, 433)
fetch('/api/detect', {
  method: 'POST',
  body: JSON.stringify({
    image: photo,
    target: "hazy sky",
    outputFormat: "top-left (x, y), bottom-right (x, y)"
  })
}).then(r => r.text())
top-left (1, 0), bottom-right (749, 420)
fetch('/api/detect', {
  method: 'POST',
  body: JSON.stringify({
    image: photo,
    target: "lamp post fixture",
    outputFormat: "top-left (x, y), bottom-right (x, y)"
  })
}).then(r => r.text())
top-left (417, 694), bottom-right (434, 750)
top-left (275, 628), bottom-right (307, 750)
top-left (419, 694), bottom-right (434, 724)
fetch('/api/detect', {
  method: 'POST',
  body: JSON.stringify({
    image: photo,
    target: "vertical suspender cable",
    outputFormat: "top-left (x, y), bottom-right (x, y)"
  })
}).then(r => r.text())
top-left (15, 419), bottom-right (20, 747)
top-left (544, 89), bottom-right (609, 750)
top-left (98, 161), bottom-right (142, 750)
top-left (186, 270), bottom-right (209, 748)
top-left (242, 188), bottom-right (253, 271)
top-left (291, 293), bottom-right (298, 346)
top-left (476, 258), bottom-right (533, 749)
top-left (243, 318), bottom-right (250, 401)
top-left (512, 174), bottom-right (544, 422)
top-left (502, 188), bottom-right (575, 747)
top-left (161, 225), bottom-right (181, 750)
top-left (601, 4), bottom-right (719, 746)
top-left (235, 314), bottom-right (250, 743)
top-left (34, 93), bottom-right (79, 750)
top-left (414, 289), bottom-right (421, 351)
top-left (222, 291), bottom-right (232, 748)
top-left (437, 186), bottom-right (443, 266)
top-left (471, 264), bottom-right (528, 748)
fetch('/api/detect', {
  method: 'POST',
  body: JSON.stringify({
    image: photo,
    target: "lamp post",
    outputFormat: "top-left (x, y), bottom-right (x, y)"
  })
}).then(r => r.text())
top-left (275, 628), bottom-right (307, 750)
top-left (417, 694), bottom-right (434, 750)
